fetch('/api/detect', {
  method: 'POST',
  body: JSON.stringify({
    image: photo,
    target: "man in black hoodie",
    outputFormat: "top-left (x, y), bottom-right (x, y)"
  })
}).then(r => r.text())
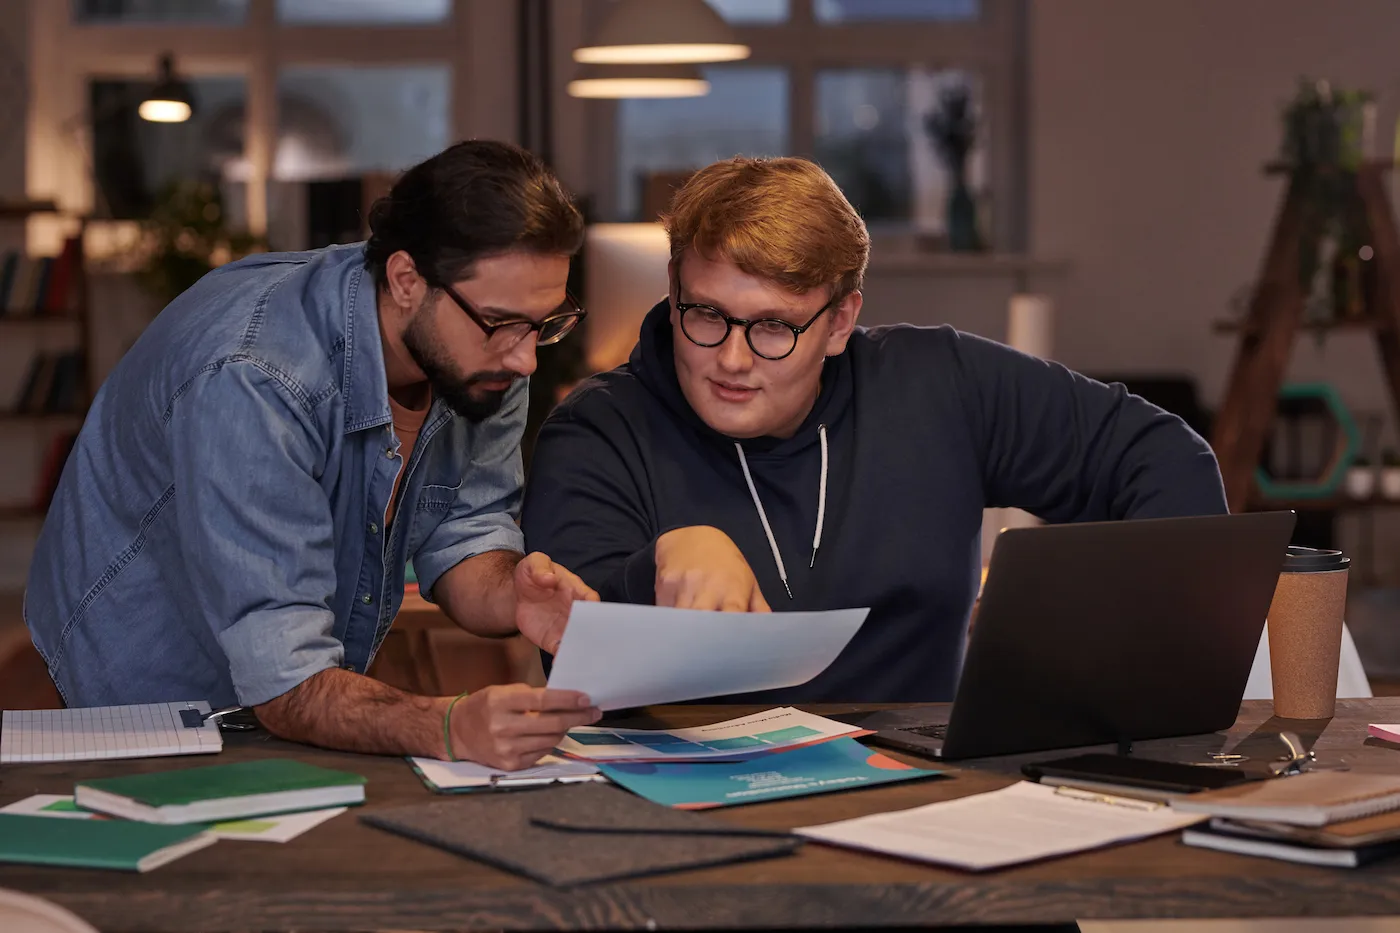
top-left (521, 157), bottom-right (1227, 703)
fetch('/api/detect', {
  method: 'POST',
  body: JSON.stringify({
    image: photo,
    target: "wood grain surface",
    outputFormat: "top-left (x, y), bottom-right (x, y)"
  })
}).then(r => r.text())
top-left (4, 699), bottom-right (1400, 931)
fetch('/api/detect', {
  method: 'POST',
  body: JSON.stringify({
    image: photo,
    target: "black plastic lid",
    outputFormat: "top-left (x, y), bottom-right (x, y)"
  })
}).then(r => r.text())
top-left (1281, 545), bottom-right (1350, 573)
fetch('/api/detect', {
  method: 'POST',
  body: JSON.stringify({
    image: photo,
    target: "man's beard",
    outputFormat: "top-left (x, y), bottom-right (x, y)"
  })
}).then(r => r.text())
top-left (402, 308), bottom-right (518, 423)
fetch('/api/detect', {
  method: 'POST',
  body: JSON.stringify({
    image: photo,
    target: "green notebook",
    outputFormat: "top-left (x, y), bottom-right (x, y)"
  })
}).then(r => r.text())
top-left (0, 814), bottom-right (215, 872)
top-left (75, 759), bottom-right (367, 825)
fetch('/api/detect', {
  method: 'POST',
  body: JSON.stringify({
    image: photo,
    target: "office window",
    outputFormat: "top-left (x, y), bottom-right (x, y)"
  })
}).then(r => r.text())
top-left (89, 76), bottom-right (247, 220)
top-left (617, 67), bottom-right (789, 221)
top-left (596, 1), bottom-right (1021, 240)
top-left (73, 0), bottom-right (247, 23)
top-left (274, 65), bottom-right (450, 181)
top-left (264, 66), bottom-right (449, 250)
top-left (705, 0), bottom-right (790, 23)
top-left (815, 68), bottom-right (985, 230)
top-left (276, 0), bottom-right (450, 25)
top-left (814, 0), bottom-right (979, 23)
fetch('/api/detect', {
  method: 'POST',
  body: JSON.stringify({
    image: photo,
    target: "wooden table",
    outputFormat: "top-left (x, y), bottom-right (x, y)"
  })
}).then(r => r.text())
top-left (6, 699), bottom-right (1400, 932)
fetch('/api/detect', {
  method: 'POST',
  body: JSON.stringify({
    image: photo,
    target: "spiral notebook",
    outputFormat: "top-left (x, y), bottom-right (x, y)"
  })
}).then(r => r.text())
top-left (1169, 772), bottom-right (1400, 827)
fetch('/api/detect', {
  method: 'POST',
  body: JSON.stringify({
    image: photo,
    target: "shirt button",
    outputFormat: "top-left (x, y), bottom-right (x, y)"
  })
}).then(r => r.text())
top-left (361, 594), bottom-right (373, 605)
top-left (368, 522), bottom-right (379, 534)
top-left (385, 448), bottom-right (395, 459)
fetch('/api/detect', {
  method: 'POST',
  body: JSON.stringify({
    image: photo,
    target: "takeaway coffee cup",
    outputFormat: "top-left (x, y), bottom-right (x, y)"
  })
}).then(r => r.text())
top-left (1267, 545), bottom-right (1351, 719)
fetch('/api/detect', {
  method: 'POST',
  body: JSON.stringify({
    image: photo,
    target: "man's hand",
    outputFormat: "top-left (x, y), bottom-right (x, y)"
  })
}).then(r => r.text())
top-left (252, 670), bottom-right (599, 767)
top-left (514, 551), bottom-right (599, 655)
top-left (655, 526), bottom-right (770, 612)
top-left (447, 684), bottom-right (601, 771)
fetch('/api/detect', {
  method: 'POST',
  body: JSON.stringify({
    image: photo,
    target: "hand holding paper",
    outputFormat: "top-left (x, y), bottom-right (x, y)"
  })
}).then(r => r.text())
top-left (447, 684), bottom-right (600, 772)
top-left (546, 601), bottom-right (869, 710)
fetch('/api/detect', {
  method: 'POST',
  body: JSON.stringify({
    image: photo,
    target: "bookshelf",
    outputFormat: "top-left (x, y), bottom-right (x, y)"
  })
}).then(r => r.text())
top-left (0, 202), bottom-right (89, 525)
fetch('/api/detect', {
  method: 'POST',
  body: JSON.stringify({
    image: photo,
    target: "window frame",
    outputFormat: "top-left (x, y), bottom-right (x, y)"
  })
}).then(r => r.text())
top-left (29, 0), bottom-right (514, 254)
top-left (580, 0), bottom-right (1027, 249)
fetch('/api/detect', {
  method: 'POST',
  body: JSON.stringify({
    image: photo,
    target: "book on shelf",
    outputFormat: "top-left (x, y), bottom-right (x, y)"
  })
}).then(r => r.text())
top-left (44, 236), bottom-right (79, 314)
top-left (12, 350), bottom-right (84, 414)
top-left (33, 430), bottom-right (78, 510)
top-left (0, 237), bottom-right (81, 318)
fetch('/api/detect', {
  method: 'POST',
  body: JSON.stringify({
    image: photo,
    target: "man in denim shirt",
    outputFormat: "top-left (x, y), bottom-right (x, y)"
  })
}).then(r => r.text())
top-left (26, 141), bottom-right (601, 769)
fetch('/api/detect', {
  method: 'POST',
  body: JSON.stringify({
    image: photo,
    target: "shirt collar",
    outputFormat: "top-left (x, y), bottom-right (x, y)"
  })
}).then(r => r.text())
top-left (342, 258), bottom-right (393, 433)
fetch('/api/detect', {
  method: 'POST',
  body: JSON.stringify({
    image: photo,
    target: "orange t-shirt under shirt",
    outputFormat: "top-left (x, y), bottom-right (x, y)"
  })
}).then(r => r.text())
top-left (385, 390), bottom-right (432, 529)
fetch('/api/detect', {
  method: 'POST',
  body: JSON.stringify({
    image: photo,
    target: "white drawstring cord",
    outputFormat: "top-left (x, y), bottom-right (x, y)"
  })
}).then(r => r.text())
top-left (736, 442), bottom-right (792, 600)
top-left (811, 424), bottom-right (828, 568)
top-left (734, 423), bottom-right (830, 600)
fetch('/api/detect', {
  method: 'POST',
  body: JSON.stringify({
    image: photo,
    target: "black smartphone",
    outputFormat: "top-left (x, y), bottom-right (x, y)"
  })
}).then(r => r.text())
top-left (1022, 752), bottom-right (1254, 794)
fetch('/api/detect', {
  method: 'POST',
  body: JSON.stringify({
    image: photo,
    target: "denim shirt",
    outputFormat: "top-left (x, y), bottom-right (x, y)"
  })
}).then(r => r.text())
top-left (25, 243), bottom-right (526, 708)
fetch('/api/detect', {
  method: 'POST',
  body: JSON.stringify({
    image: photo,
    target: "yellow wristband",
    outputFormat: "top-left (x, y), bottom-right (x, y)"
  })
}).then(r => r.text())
top-left (443, 689), bottom-right (470, 762)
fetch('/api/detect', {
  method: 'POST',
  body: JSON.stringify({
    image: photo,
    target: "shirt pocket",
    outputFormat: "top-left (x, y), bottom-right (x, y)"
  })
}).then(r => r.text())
top-left (416, 478), bottom-right (463, 512)
top-left (407, 478), bottom-right (462, 555)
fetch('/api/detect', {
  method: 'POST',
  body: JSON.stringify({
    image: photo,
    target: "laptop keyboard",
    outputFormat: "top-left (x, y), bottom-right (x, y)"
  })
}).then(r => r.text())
top-left (903, 723), bottom-right (948, 739)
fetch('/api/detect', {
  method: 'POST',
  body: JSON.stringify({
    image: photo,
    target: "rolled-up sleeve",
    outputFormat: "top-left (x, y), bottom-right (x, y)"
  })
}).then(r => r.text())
top-left (166, 359), bottom-right (343, 707)
top-left (412, 380), bottom-right (527, 601)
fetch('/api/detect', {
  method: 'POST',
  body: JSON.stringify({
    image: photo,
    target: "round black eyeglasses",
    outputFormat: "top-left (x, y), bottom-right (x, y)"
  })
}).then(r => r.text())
top-left (675, 295), bottom-right (836, 361)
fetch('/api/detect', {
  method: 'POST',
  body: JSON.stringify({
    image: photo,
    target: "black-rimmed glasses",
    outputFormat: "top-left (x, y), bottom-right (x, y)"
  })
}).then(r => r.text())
top-left (675, 292), bottom-right (836, 361)
top-left (438, 282), bottom-right (587, 350)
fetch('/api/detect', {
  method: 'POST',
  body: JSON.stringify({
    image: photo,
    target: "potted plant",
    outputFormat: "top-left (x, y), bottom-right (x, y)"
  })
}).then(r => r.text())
top-left (133, 179), bottom-right (264, 307)
top-left (1380, 449), bottom-right (1400, 499)
top-left (1280, 78), bottom-right (1375, 330)
top-left (1346, 454), bottom-right (1376, 499)
top-left (923, 78), bottom-right (984, 253)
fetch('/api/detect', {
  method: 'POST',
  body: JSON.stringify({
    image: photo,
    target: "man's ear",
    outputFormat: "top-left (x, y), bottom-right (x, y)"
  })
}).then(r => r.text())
top-left (384, 250), bottom-right (425, 317)
top-left (667, 256), bottom-right (683, 320)
top-left (824, 290), bottom-right (863, 357)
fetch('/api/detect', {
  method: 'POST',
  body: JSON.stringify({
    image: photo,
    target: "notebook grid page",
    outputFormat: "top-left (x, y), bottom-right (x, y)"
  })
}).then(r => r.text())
top-left (0, 701), bottom-right (222, 762)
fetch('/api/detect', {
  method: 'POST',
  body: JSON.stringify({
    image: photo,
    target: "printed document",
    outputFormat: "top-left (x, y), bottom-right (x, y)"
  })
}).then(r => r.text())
top-left (558, 707), bottom-right (865, 762)
top-left (797, 781), bottom-right (1205, 871)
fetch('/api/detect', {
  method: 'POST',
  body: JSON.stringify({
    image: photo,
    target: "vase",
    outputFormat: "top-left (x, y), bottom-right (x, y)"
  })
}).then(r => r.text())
top-left (1345, 465), bottom-right (1376, 499)
top-left (946, 172), bottom-right (984, 253)
top-left (1382, 467), bottom-right (1400, 500)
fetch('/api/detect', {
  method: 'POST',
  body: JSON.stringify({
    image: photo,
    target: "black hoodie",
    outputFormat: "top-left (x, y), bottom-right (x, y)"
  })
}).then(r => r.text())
top-left (521, 300), bottom-right (1227, 703)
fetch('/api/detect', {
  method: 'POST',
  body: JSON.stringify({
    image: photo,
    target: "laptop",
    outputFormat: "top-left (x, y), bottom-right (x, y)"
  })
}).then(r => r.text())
top-left (846, 511), bottom-right (1297, 761)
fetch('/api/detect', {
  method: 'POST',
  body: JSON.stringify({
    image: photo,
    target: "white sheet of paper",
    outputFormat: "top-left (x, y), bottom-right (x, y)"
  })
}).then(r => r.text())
top-left (409, 754), bottom-right (600, 790)
top-left (796, 781), bottom-right (1205, 871)
top-left (207, 807), bottom-right (347, 843)
top-left (558, 707), bottom-right (864, 762)
top-left (0, 794), bottom-right (95, 819)
top-left (1, 795), bottom-right (346, 842)
top-left (546, 601), bottom-right (869, 710)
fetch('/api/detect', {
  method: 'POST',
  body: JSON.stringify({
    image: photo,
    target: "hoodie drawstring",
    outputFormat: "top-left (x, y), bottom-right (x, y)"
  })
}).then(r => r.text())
top-left (734, 423), bottom-right (828, 601)
top-left (812, 424), bottom-right (828, 568)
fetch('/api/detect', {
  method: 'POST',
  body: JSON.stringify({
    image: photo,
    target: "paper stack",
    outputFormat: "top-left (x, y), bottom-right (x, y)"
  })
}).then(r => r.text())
top-left (1172, 771), bottom-right (1400, 867)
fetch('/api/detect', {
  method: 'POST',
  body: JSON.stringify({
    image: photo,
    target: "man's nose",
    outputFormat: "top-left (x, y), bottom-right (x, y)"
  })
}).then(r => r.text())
top-left (504, 334), bottom-right (538, 377)
top-left (716, 324), bottom-right (754, 372)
